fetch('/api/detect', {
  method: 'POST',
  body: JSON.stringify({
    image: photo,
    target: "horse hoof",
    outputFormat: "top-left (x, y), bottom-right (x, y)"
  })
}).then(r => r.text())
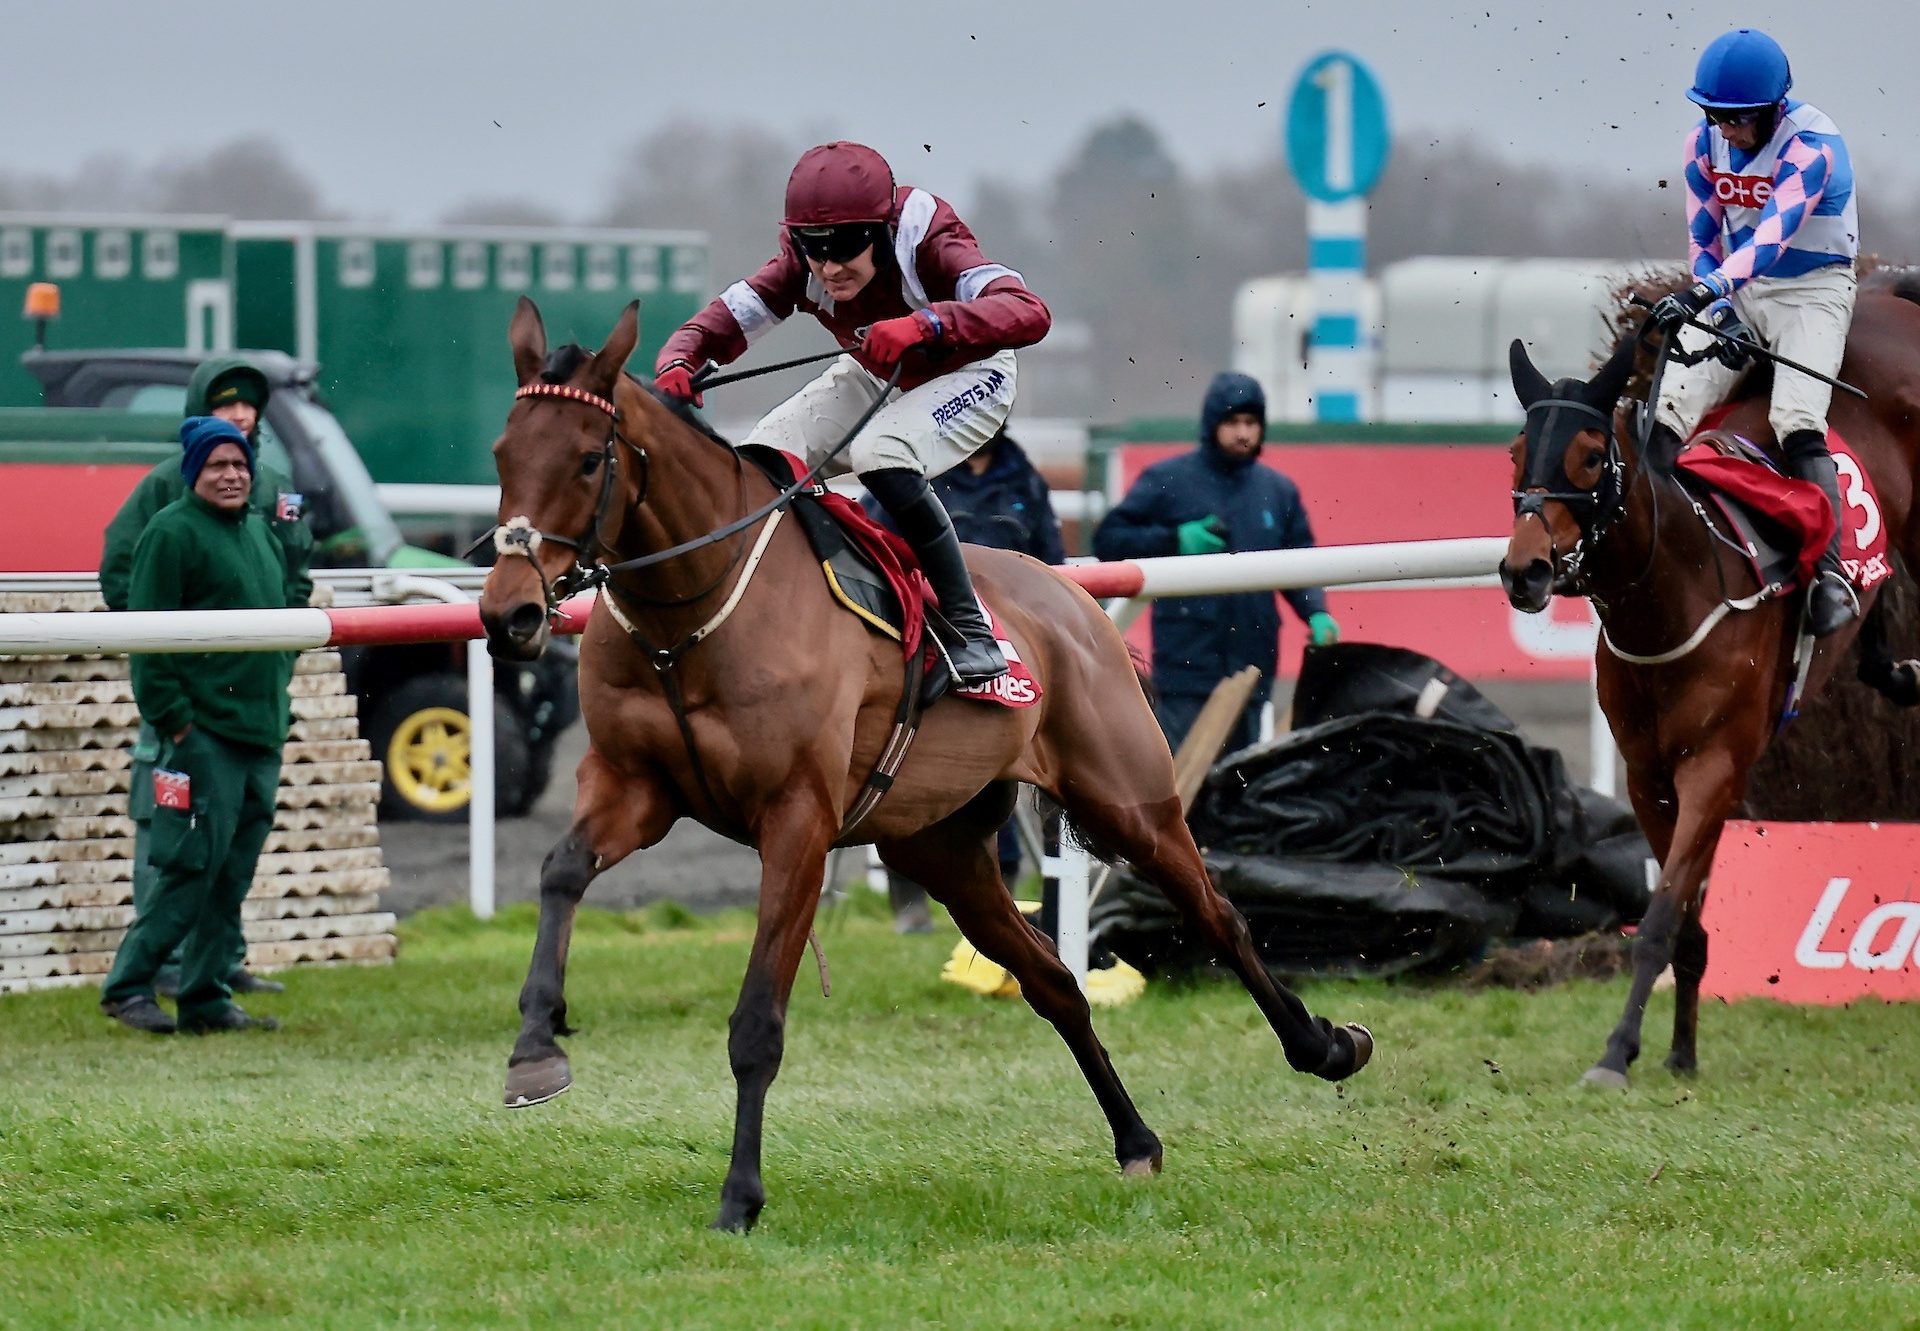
top-left (1314, 1022), bottom-right (1375, 1081)
top-left (1344, 1022), bottom-right (1375, 1075)
top-left (1121, 1156), bottom-right (1161, 1179)
top-left (1580, 1065), bottom-right (1630, 1091)
top-left (503, 1054), bottom-right (572, 1108)
top-left (1664, 1053), bottom-right (1698, 1078)
top-left (711, 1201), bottom-right (762, 1234)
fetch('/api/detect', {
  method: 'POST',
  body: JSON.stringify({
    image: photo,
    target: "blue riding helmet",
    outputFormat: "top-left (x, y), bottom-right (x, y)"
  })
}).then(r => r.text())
top-left (1687, 28), bottom-right (1792, 109)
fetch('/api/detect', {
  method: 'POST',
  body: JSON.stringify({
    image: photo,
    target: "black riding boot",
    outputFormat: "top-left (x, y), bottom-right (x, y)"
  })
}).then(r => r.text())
top-left (862, 467), bottom-right (1007, 685)
top-left (1783, 428), bottom-right (1859, 637)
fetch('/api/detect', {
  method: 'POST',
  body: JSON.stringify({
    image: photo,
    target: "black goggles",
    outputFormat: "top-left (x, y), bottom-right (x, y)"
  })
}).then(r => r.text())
top-left (1705, 104), bottom-right (1768, 127)
top-left (791, 224), bottom-right (882, 264)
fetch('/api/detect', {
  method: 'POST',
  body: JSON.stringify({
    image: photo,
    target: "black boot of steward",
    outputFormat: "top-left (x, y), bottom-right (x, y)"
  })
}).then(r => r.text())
top-left (1783, 428), bottom-right (1860, 638)
top-left (861, 468), bottom-right (1007, 686)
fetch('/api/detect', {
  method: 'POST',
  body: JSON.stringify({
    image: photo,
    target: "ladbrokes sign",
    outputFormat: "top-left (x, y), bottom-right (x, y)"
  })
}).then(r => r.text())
top-left (1705, 821), bottom-right (1920, 1004)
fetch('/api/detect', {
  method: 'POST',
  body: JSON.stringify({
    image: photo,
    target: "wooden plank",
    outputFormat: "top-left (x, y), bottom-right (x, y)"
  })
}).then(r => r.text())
top-left (0, 702), bottom-right (142, 731)
top-left (0, 866), bottom-right (389, 914)
top-left (0, 748), bottom-right (131, 778)
top-left (264, 825), bottom-right (379, 854)
top-left (0, 845), bottom-right (382, 891)
top-left (0, 924), bottom-right (397, 979)
top-left (0, 726), bottom-right (138, 754)
top-left (0, 837), bottom-right (132, 867)
top-left (278, 761), bottom-right (383, 789)
top-left (0, 592), bottom-right (104, 613)
top-left (0, 659), bottom-right (126, 684)
top-left (0, 793), bottom-right (125, 823)
top-left (292, 696), bottom-right (357, 721)
top-left (277, 782), bottom-right (382, 811)
top-left (282, 740), bottom-right (372, 765)
top-left (0, 769), bottom-right (125, 800)
top-left (289, 717), bottom-right (360, 743)
top-left (0, 815), bottom-right (135, 843)
top-left (0, 894), bottom-right (385, 940)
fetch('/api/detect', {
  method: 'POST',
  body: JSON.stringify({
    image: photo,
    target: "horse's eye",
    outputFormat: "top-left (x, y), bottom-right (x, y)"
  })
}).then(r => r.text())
top-left (581, 451), bottom-right (603, 477)
top-left (1586, 449), bottom-right (1606, 469)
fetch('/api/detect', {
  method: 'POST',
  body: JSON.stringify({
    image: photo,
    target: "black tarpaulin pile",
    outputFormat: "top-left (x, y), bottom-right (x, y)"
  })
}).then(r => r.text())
top-left (1091, 643), bottom-right (1652, 978)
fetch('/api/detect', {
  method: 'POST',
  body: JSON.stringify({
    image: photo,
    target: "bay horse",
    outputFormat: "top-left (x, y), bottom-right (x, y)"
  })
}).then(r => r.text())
top-left (476, 298), bottom-right (1372, 1232)
top-left (1499, 275), bottom-right (1920, 1087)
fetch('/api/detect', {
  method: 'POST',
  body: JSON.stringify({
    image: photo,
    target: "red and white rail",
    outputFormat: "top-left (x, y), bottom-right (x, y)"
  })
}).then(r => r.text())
top-left (0, 538), bottom-right (1585, 975)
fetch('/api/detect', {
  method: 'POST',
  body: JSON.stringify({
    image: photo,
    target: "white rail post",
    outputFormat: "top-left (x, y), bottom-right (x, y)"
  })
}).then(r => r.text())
top-left (1589, 657), bottom-right (1618, 798)
top-left (370, 573), bottom-right (494, 919)
top-left (467, 639), bottom-right (496, 919)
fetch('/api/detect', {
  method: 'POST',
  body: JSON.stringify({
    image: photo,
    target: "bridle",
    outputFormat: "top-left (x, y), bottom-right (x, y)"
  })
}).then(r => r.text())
top-left (492, 381), bottom-right (652, 612)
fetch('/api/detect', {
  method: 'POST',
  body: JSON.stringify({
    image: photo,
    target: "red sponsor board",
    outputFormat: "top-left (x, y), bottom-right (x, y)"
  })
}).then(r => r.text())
top-left (1705, 821), bottom-right (1920, 1004)
top-left (1109, 443), bottom-right (1597, 680)
top-left (0, 462), bottom-right (154, 572)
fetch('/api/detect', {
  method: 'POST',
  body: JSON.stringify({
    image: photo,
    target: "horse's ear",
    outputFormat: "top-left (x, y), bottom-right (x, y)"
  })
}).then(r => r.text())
top-left (510, 296), bottom-right (547, 386)
top-left (1509, 339), bottom-right (1551, 410)
top-left (588, 301), bottom-right (641, 394)
top-left (1585, 334), bottom-right (1637, 413)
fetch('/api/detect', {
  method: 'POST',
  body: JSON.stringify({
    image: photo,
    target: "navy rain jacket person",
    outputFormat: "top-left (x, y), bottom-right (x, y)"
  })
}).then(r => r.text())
top-left (1092, 373), bottom-right (1326, 704)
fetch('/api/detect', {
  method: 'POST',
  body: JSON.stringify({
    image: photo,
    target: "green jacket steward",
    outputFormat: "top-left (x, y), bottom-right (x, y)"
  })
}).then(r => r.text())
top-left (99, 355), bottom-right (313, 611)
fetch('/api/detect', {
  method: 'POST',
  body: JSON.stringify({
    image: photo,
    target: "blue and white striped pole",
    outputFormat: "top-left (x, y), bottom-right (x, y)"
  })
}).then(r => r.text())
top-left (1286, 51), bottom-right (1389, 423)
top-left (1306, 199), bottom-right (1370, 422)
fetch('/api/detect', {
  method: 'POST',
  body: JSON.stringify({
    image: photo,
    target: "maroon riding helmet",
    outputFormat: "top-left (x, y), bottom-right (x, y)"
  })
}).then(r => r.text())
top-left (784, 142), bottom-right (897, 264)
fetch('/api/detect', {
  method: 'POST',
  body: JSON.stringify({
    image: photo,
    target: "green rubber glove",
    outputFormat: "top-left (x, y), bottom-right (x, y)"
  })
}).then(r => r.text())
top-left (1176, 516), bottom-right (1228, 556)
top-left (1308, 611), bottom-right (1341, 647)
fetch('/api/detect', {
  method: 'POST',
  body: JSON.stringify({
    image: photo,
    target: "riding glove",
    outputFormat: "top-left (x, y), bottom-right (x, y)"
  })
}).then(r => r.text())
top-left (861, 313), bottom-right (939, 367)
top-left (654, 360), bottom-right (703, 407)
top-left (1702, 300), bottom-right (1757, 370)
top-left (1649, 280), bottom-right (1719, 333)
top-left (1176, 516), bottom-right (1228, 556)
top-left (1308, 611), bottom-right (1342, 647)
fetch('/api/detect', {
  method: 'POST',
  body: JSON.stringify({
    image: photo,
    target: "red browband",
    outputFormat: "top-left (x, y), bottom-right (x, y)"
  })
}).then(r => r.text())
top-left (515, 382), bottom-right (617, 417)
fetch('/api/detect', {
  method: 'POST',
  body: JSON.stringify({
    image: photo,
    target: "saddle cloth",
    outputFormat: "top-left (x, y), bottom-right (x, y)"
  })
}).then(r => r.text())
top-left (741, 446), bottom-right (1041, 709)
top-left (1678, 404), bottom-right (1891, 594)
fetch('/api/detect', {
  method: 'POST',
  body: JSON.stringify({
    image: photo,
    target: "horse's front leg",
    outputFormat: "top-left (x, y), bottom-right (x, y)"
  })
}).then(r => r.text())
top-left (1586, 747), bottom-right (1740, 1088)
top-left (714, 791), bottom-right (837, 1234)
top-left (505, 751), bottom-right (676, 1107)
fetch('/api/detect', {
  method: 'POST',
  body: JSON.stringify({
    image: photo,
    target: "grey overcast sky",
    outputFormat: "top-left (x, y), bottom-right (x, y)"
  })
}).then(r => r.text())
top-left (8, 0), bottom-right (1916, 222)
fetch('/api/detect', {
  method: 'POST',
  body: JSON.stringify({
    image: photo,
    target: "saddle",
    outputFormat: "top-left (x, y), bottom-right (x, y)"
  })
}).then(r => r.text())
top-left (740, 445), bottom-right (1041, 709)
top-left (1676, 404), bottom-right (1891, 596)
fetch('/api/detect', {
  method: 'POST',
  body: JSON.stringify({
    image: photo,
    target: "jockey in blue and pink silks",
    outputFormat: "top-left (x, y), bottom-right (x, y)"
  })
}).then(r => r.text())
top-left (1648, 27), bottom-right (1861, 637)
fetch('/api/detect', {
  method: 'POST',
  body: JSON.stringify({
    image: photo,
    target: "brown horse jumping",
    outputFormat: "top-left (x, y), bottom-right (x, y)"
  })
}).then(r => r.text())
top-left (1499, 276), bottom-right (1920, 1087)
top-left (476, 299), bottom-right (1372, 1232)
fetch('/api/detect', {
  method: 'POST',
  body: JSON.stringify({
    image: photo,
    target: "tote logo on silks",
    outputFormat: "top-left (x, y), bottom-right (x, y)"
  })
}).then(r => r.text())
top-left (153, 768), bottom-right (191, 811)
top-left (276, 492), bottom-right (305, 522)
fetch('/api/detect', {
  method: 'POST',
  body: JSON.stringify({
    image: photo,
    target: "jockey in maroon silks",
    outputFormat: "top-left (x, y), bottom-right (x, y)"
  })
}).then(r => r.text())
top-left (654, 141), bottom-right (1052, 685)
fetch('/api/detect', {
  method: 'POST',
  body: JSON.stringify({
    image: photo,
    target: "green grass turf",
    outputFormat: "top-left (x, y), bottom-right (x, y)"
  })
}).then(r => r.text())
top-left (3, 898), bottom-right (1918, 1329)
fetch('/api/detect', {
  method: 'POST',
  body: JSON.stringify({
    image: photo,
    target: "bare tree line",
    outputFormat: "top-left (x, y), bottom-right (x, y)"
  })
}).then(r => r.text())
top-left (7, 120), bottom-right (1917, 419)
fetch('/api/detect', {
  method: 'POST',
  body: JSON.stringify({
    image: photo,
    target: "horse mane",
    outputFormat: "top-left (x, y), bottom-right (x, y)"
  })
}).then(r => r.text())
top-left (540, 344), bottom-right (594, 384)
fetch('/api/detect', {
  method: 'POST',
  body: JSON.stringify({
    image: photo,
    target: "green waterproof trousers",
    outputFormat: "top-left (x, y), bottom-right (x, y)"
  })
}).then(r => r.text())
top-left (102, 728), bottom-right (281, 1022)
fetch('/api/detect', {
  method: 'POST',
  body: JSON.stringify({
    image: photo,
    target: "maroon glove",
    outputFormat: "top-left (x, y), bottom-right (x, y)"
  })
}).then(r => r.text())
top-left (654, 359), bottom-right (703, 407)
top-left (861, 312), bottom-right (939, 367)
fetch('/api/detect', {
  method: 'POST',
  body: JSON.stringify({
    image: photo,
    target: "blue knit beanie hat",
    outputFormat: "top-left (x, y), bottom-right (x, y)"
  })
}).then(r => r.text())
top-left (180, 415), bottom-right (255, 485)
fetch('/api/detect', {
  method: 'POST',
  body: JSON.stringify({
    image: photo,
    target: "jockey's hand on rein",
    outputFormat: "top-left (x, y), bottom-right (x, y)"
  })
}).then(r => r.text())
top-left (1649, 280), bottom-right (1719, 333)
top-left (861, 312), bottom-right (939, 367)
top-left (654, 360), bottom-right (704, 407)
top-left (1702, 300), bottom-right (1756, 370)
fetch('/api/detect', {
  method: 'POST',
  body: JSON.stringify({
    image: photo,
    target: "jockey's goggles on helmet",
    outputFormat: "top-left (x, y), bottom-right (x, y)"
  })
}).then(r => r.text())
top-left (1705, 104), bottom-right (1769, 127)
top-left (791, 223), bottom-right (884, 264)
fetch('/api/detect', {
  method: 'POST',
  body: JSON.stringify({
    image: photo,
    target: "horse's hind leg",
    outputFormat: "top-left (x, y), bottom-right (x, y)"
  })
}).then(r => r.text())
top-left (504, 752), bottom-right (676, 1108)
top-left (1055, 780), bottom-right (1369, 1082)
top-left (877, 786), bottom-right (1164, 1176)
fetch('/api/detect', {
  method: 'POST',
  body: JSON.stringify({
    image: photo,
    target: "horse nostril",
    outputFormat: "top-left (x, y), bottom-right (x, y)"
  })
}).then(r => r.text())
top-left (505, 603), bottom-right (546, 641)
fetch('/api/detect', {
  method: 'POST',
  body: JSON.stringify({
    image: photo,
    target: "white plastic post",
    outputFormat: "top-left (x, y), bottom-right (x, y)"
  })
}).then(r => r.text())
top-left (1051, 839), bottom-right (1091, 988)
top-left (1589, 658), bottom-right (1618, 797)
top-left (367, 573), bottom-right (494, 920)
top-left (467, 638), bottom-right (496, 920)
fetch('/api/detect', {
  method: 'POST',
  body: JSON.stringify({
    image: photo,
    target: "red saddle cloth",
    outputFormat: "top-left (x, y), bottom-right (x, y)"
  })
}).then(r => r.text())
top-left (763, 450), bottom-right (1042, 709)
top-left (1679, 405), bottom-right (1891, 593)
